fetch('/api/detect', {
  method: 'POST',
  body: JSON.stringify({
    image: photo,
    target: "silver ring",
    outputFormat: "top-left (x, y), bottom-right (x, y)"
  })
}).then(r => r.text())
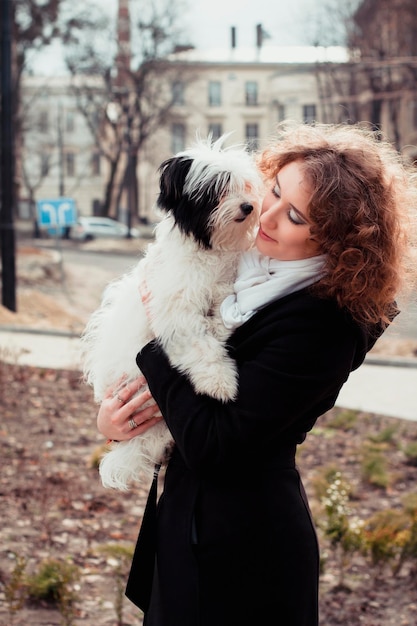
top-left (113, 392), bottom-right (124, 404)
top-left (128, 418), bottom-right (138, 430)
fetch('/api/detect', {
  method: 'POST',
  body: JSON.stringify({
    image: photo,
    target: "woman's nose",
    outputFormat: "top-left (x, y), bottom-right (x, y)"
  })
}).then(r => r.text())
top-left (261, 201), bottom-right (279, 225)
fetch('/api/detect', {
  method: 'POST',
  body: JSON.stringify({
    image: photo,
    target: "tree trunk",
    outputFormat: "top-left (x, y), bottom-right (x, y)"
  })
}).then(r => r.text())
top-left (388, 99), bottom-right (401, 151)
top-left (131, 152), bottom-right (139, 220)
top-left (102, 155), bottom-right (121, 216)
top-left (370, 98), bottom-right (382, 132)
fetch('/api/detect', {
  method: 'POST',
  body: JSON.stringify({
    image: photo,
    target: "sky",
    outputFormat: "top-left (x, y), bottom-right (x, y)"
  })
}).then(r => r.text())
top-left (29, 0), bottom-right (333, 75)
top-left (181, 0), bottom-right (321, 50)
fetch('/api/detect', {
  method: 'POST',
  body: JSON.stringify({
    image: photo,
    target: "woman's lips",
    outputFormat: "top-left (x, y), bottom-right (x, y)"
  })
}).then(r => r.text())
top-left (258, 226), bottom-right (275, 242)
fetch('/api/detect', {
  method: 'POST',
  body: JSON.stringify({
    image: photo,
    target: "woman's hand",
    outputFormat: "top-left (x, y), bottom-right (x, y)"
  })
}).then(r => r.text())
top-left (97, 375), bottom-right (163, 441)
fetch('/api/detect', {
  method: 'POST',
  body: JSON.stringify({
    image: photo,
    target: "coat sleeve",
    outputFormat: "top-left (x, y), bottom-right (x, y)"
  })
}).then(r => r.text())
top-left (136, 297), bottom-right (361, 472)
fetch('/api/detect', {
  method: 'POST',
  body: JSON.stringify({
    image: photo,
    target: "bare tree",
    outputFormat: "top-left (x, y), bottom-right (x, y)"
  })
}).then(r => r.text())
top-left (348, 0), bottom-right (417, 147)
top-left (20, 91), bottom-right (63, 236)
top-left (310, 0), bottom-right (417, 151)
top-left (61, 0), bottom-right (195, 221)
top-left (299, 0), bottom-right (363, 124)
top-left (13, 0), bottom-right (61, 96)
top-left (10, 0), bottom-right (62, 225)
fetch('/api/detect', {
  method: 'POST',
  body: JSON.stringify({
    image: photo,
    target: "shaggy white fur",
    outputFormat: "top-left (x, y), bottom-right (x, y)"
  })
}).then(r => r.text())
top-left (81, 136), bottom-right (263, 490)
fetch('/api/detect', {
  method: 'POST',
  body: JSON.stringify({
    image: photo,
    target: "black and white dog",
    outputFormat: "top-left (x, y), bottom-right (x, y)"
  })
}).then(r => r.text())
top-left (81, 136), bottom-right (263, 489)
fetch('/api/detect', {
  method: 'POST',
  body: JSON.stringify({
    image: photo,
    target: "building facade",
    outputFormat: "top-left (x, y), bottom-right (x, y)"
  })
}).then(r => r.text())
top-left (20, 75), bottom-right (105, 221)
top-left (19, 43), bottom-right (417, 226)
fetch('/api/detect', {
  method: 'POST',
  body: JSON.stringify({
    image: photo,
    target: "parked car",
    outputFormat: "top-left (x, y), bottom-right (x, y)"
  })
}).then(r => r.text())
top-left (70, 216), bottom-right (140, 241)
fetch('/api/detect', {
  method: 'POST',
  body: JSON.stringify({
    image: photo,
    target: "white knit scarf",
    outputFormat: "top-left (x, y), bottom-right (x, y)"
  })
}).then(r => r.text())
top-left (220, 249), bottom-right (327, 330)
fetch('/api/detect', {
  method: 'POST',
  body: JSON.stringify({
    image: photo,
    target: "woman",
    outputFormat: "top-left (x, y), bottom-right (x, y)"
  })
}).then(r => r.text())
top-left (97, 122), bottom-right (417, 626)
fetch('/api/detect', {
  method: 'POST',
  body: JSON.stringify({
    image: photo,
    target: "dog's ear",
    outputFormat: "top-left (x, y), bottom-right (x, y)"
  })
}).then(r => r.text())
top-left (157, 156), bottom-right (193, 212)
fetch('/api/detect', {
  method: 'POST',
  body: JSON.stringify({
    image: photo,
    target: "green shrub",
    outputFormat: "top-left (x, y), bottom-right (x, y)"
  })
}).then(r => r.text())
top-left (317, 471), bottom-right (363, 587)
top-left (97, 543), bottom-right (135, 625)
top-left (26, 557), bottom-right (80, 625)
top-left (326, 409), bottom-right (358, 431)
top-left (311, 465), bottom-right (348, 502)
top-left (1, 554), bottom-right (28, 621)
top-left (360, 443), bottom-right (390, 488)
top-left (362, 509), bottom-right (407, 573)
top-left (369, 425), bottom-right (398, 445)
top-left (403, 442), bottom-right (417, 467)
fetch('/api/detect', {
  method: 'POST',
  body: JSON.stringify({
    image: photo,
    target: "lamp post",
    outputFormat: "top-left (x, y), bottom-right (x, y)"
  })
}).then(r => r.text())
top-left (0, 0), bottom-right (16, 311)
top-left (57, 102), bottom-right (65, 197)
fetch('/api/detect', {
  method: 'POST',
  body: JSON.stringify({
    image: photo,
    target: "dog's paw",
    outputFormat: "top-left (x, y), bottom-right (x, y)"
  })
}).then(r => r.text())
top-left (189, 356), bottom-right (238, 402)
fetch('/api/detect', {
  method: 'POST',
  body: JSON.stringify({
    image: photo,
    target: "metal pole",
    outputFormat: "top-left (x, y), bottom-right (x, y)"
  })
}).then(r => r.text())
top-left (123, 97), bottom-right (132, 238)
top-left (0, 0), bottom-right (16, 311)
top-left (57, 101), bottom-right (65, 197)
top-left (126, 114), bottom-right (133, 239)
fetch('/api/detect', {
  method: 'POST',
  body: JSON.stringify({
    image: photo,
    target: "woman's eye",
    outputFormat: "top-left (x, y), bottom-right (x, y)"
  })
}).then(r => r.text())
top-left (272, 184), bottom-right (281, 198)
top-left (288, 208), bottom-right (306, 225)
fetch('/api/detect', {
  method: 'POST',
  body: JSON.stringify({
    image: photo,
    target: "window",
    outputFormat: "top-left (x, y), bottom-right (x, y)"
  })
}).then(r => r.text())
top-left (172, 81), bottom-right (185, 106)
top-left (245, 123), bottom-right (259, 151)
top-left (66, 111), bottom-right (75, 132)
top-left (39, 111), bottom-right (48, 133)
top-left (302, 104), bottom-right (316, 123)
top-left (40, 153), bottom-right (49, 177)
top-left (245, 81), bottom-right (258, 106)
top-left (208, 123), bottom-right (222, 141)
top-left (208, 81), bottom-right (222, 107)
top-left (276, 103), bottom-right (285, 122)
top-left (91, 151), bottom-right (101, 176)
top-left (171, 123), bottom-right (186, 153)
top-left (66, 152), bottom-right (75, 177)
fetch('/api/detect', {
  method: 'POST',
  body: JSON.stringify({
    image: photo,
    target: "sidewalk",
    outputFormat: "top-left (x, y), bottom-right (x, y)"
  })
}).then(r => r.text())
top-left (337, 358), bottom-right (417, 422)
top-left (1, 327), bottom-right (416, 422)
top-left (0, 328), bottom-right (82, 371)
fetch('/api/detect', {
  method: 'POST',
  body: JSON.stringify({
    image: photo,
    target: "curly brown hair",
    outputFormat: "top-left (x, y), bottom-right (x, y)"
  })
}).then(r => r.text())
top-left (257, 122), bottom-right (417, 328)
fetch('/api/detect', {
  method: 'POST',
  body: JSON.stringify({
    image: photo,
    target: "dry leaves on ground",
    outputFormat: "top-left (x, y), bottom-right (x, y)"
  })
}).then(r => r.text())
top-left (1, 361), bottom-right (417, 625)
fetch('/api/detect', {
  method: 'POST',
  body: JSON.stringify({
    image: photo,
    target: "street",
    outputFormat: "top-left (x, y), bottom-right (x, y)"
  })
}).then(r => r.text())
top-left (60, 245), bottom-right (140, 276)
top-left (30, 238), bottom-right (417, 345)
top-left (61, 243), bottom-right (417, 341)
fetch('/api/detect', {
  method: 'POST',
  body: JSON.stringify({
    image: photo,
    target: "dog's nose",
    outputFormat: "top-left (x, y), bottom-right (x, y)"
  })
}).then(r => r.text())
top-left (240, 203), bottom-right (253, 215)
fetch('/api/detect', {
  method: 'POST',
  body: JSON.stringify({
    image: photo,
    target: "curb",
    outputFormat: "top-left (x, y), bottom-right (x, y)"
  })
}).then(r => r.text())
top-left (18, 232), bottom-right (155, 257)
top-left (363, 355), bottom-right (417, 369)
top-left (0, 326), bottom-right (81, 338)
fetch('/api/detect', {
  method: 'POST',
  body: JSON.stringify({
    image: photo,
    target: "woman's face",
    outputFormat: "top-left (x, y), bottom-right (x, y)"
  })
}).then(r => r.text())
top-left (255, 160), bottom-right (321, 261)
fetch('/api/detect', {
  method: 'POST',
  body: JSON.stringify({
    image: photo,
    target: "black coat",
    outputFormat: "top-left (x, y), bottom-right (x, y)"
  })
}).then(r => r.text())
top-left (126, 288), bottom-right (382, 626)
